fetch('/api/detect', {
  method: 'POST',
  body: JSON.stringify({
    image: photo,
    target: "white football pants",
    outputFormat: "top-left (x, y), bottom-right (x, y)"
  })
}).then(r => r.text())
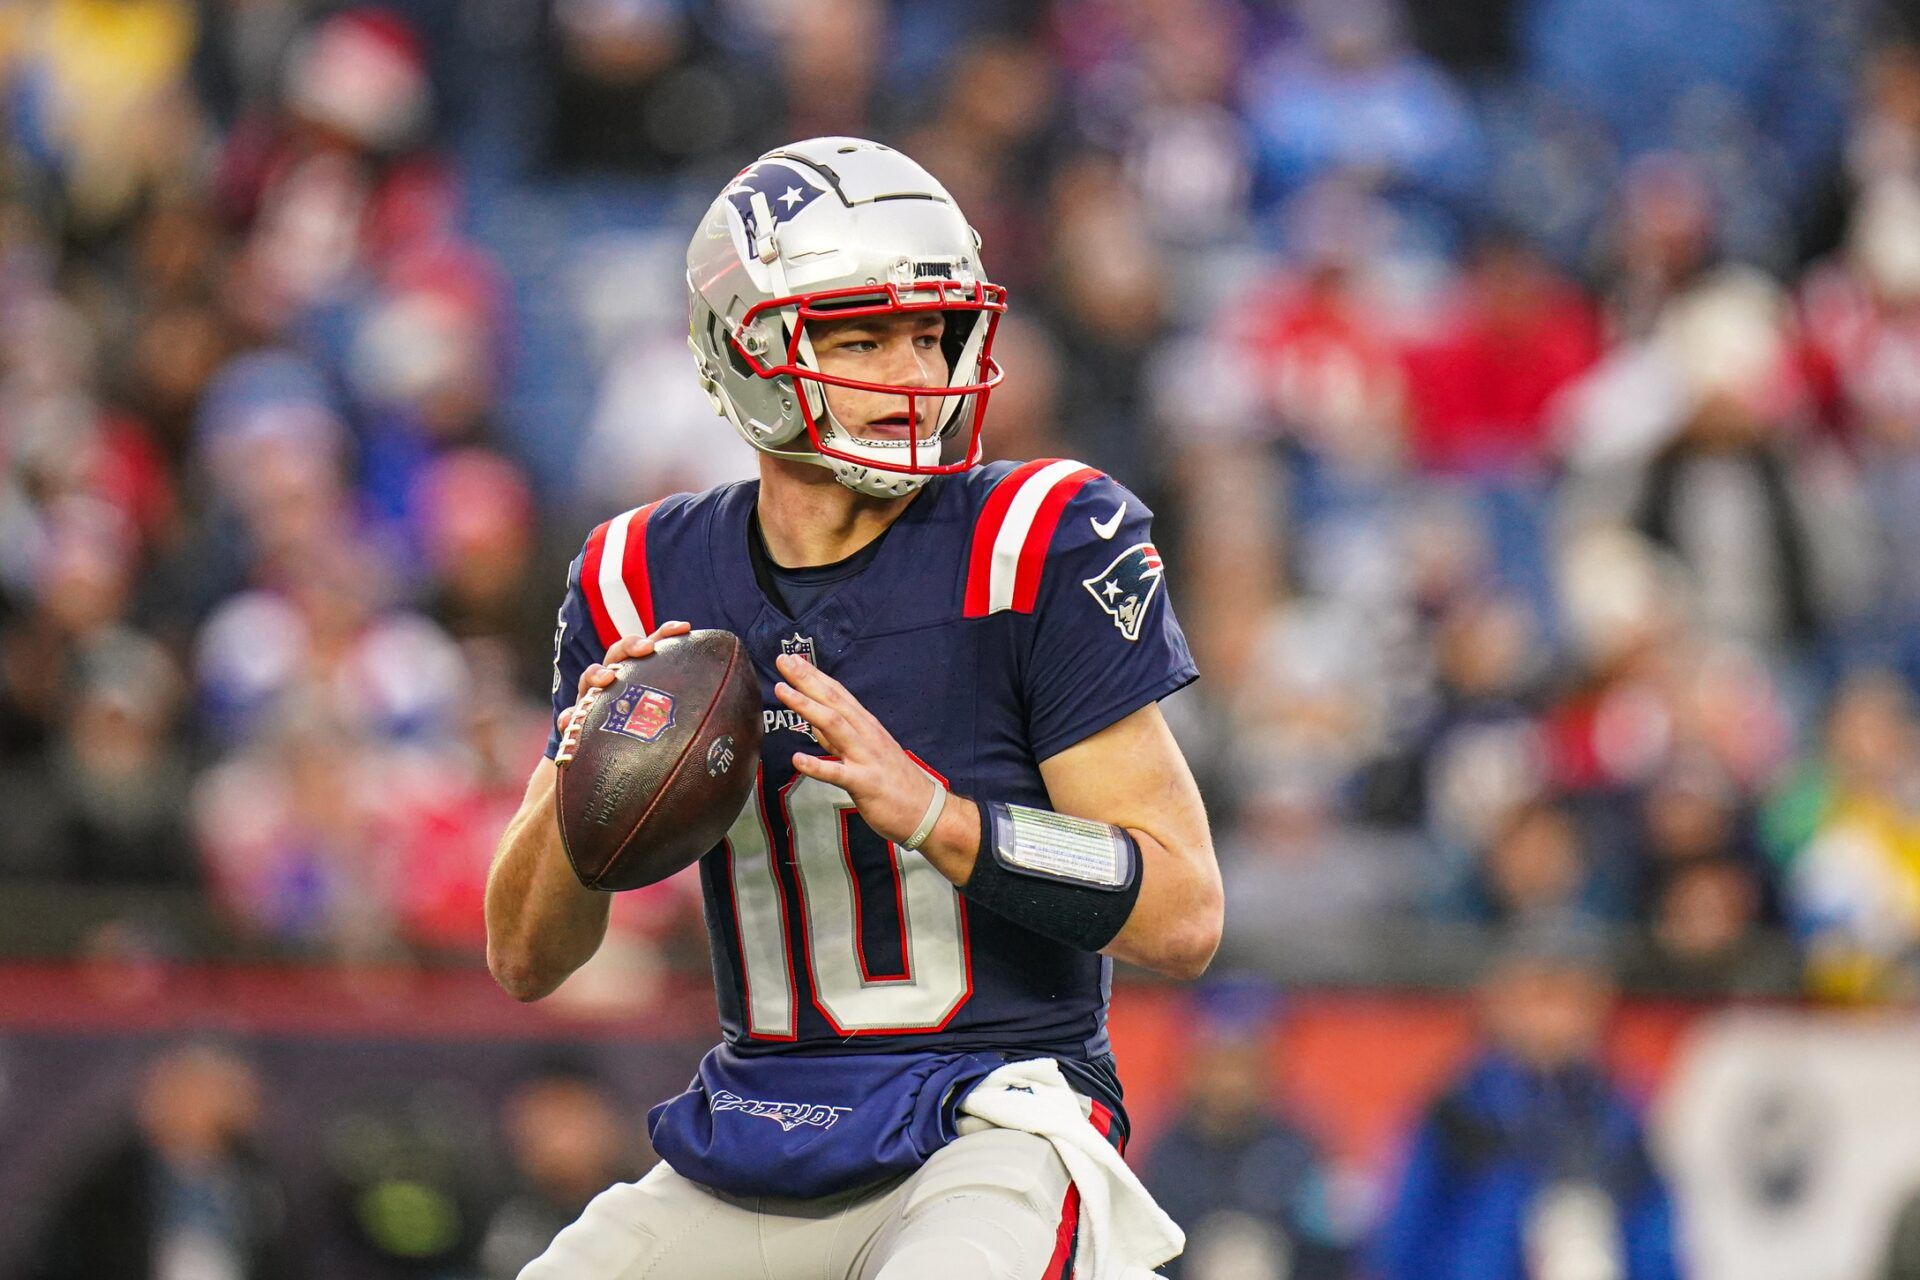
top-left (518, 1125), bottom-right (1078, 1280)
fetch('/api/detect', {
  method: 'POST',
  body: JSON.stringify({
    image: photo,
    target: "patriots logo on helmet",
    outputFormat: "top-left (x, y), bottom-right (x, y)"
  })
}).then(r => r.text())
top-left (725, 162), bottom-right (827, 259)
top-left (1082, 542), bottom-right (1165, 642)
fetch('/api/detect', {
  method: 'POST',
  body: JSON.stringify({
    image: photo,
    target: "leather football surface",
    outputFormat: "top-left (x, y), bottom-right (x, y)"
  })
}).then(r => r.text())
top-left (557, 629), bottom-right (763, 891)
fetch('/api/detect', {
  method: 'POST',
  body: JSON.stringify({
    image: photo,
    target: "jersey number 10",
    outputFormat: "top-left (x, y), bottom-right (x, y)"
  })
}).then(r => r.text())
top-left (723, 771), bottom-right (972, 1037)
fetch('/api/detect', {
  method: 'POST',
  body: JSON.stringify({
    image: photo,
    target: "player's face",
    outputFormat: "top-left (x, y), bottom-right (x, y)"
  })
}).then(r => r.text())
top-left (806, 311), bottom-right (949, 444)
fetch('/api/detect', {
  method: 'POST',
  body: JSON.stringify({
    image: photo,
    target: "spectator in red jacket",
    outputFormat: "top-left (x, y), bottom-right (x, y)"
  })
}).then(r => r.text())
top-left (1402, 232), bottom-right (1602, 474)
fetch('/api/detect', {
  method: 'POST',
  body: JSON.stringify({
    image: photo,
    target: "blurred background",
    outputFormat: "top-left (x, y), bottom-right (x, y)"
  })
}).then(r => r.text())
top-left (6, 0), bottom-right (1920, 1276)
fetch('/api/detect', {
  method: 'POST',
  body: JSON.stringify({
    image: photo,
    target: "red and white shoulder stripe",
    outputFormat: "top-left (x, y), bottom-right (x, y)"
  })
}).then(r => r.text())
top-left (963, 459), bottom-right (1102, 617)
top-left (579, 500), bottom-right (662, 647)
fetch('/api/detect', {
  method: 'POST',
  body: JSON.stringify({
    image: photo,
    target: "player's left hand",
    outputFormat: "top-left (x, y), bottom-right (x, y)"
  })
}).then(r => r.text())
top-left (774, 653), bottom-right (939, 846)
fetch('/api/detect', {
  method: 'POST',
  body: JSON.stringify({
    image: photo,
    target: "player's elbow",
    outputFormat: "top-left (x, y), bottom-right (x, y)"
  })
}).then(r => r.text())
top-left (1142, 880), bottom-right (1224, 982)
top-left (488, 942), bottom-right (565, 1003)
top-left (1161, 912), bottom-right (1223, 982)
top-left (1132, 929), bottom-right (1218, 982)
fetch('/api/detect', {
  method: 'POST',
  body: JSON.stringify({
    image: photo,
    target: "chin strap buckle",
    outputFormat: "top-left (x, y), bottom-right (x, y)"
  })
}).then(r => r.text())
top-left (749, 191), bottom-right (781, 265)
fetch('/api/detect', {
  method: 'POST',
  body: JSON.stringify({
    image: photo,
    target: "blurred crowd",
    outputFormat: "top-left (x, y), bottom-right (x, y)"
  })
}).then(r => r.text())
top-left (32, 933), bottom-right (1920, 1280)
top-left (4, 0), bottom-right (1920, 1005)
top-left (21, 1040), bottom-right (656, 1280)
top-left (1148, 936), bottom-right (1681, 1280)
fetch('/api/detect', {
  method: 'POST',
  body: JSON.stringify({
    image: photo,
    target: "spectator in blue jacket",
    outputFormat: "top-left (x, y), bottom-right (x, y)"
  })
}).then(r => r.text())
top-left (1143, 982), bottom-right (1349, 1280)
top-left (1371, 925), bottom-right (1682, 1280)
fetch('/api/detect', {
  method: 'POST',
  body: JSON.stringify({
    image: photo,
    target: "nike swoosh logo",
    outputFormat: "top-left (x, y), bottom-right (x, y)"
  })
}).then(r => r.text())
top-left (1091, 503), bottom-right (1126, 540)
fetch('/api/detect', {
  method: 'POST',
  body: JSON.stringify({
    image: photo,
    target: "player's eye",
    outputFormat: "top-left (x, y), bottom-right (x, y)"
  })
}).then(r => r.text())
top-left (914, 334), bottom-right (941, 349)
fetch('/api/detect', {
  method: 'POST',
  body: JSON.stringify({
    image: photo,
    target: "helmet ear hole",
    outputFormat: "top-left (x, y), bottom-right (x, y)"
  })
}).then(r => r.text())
top-left (718, 315), bottom-right (755, 381)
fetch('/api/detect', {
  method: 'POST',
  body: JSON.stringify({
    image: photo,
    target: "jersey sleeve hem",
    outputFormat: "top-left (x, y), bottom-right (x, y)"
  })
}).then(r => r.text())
top-left (1030, 662), bottom-right (1199, 764)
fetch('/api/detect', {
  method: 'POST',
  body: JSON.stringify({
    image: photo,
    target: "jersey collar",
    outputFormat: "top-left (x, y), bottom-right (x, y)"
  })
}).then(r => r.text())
top-left (710, 478), bottom-right (957, 673)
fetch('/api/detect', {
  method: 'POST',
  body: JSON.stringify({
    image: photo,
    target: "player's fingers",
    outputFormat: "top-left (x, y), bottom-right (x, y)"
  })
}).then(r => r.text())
top-left (791, 752), bottom-right (848, 786)
top-left (774, 681), bottom-right (845, 737)
top-left (775, 652), bottom-right (853, 705)
top-left (606, 620), bottom-right (690, 665)
top-left (774, 684), bottom-right (848, 753)
top-left (575, 663), bottom-right (615, 697)
top-left (787, 656), bottom-right (848, 694)
top-left (634, 620), bottom-right (692, 654)
top-left (779, 658), bottom-right (880, 744)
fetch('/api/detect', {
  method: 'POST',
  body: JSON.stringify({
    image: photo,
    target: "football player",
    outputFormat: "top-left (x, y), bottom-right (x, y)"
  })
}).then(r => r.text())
top-left (487, 137), bottom-right (1221, 1279)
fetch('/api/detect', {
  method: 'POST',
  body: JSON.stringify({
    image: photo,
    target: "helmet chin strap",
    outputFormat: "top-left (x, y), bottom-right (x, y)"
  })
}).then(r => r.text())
top-left (811, 415), bottom-right (934, 498)
top-left (829, 458), bottom-right (930, 498)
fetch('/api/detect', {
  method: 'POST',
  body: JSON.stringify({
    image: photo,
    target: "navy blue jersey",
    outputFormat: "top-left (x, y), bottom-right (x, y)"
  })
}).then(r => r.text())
top-left (544, 459), bottom-right (1195, 1195)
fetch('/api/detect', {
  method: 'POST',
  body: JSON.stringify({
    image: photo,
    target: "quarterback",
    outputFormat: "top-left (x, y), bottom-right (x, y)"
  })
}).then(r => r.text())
top-left (486, 137), bottom-right (1221, 1279)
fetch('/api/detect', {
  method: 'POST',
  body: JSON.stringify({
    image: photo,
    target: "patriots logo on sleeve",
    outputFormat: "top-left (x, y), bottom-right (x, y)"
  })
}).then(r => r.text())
top-left (725, 162), bottom-right (827, 259)
top-left (1082, 542), bottom-right (1165, 642)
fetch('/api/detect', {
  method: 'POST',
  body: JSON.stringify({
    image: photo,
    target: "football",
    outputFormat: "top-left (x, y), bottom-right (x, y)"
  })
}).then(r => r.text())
top-left (556, 629), bottom-right (763, 891)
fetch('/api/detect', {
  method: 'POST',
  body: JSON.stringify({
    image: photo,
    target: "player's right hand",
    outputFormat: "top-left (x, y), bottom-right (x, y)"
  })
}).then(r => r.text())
top-left (555, 621), bottom-right (691, 763)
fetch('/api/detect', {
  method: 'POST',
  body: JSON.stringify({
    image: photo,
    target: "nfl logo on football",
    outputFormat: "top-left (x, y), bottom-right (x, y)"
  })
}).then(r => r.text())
top-left (600, 685), bottom-right (677, 743)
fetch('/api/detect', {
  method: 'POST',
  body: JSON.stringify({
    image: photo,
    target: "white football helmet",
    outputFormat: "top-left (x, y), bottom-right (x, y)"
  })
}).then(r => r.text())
top-left (686, 137), bottom-right (1007, 498)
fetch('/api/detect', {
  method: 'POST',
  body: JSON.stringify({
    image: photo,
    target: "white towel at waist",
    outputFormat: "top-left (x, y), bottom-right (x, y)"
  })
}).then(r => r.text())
top-left (957, 1057), bottom-right (1184, 1280)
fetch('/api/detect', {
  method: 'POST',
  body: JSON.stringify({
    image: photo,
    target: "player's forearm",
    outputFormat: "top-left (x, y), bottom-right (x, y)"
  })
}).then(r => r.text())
top-left (485, 759), bottom-right (611, 1001)
top-left (915, 793), bottom-right (981, 884)
top-left (1099, 827), bottom-right (1222, 980)
top-left (1031, 705), bottom-right (1222, 979)
top-left (923, 793), bottom-right (1219, 980)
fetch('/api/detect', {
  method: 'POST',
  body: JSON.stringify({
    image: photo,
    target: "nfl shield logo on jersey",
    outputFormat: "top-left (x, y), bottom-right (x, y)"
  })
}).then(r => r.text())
top-left (780, 632), bottom-right (818, 665)
top-left (600, 684), bottom-right (676, 743)
top-left (1082, 542), bottom-right (1165, 642)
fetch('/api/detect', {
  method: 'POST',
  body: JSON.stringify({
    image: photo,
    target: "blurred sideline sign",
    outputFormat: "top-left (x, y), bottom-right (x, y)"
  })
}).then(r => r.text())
top-left (1656, 1011), bottom-right (1920, 1280)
